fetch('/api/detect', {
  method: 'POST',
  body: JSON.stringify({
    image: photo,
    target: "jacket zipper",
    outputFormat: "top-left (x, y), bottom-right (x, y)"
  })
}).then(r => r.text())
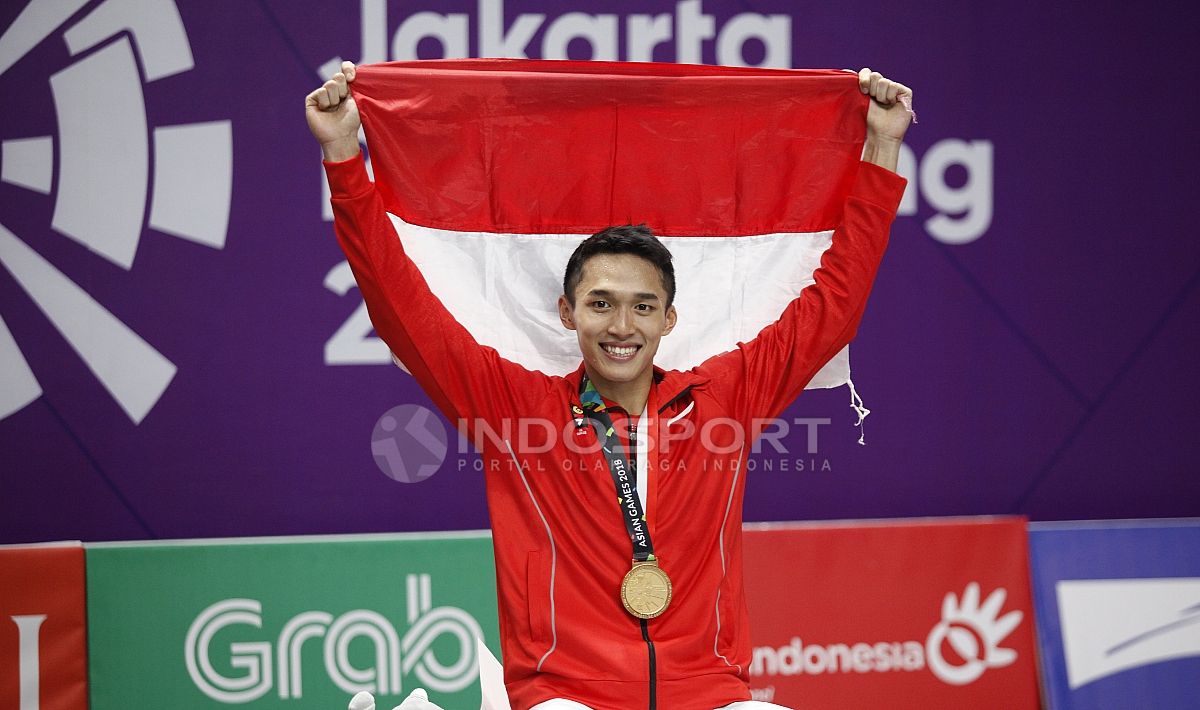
top-left (640, 619), bottom-right (657, 710)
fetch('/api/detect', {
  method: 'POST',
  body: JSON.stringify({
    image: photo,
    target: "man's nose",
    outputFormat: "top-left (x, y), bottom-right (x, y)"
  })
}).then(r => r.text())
top-left (608, 308), bottom-right (635, 338)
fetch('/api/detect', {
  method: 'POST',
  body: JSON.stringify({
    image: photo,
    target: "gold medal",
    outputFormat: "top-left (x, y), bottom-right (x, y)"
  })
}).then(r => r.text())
top-left (621, 559), bottom-right (672, 619)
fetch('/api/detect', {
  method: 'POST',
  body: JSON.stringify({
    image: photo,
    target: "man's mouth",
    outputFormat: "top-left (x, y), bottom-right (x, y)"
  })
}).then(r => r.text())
top-left (601, 343), bottom-right (640, 360)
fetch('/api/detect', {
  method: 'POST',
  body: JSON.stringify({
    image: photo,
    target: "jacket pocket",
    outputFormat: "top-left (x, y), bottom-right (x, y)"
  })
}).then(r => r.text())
top-left (526, 550), bottom-right (551, 645)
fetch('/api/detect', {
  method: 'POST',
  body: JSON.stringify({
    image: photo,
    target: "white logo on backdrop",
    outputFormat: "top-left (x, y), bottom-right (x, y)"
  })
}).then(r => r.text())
top-left (1057, 577), bottom-right (1200, 689)
top-left (751, 582), bottom-right (1024, 687)
top-left (0, 0), bottom-right (232, 424)
top-left (925, 582), bottom-right (1023, 685)
top-left (185, 574), bottom-right (485, 704)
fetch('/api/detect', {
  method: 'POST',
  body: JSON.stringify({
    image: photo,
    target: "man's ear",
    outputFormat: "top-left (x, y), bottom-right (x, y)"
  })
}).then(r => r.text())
top-left (558, 294), bottom-right (577, 330)
top-left (662, 304), bottom-right (678, 336)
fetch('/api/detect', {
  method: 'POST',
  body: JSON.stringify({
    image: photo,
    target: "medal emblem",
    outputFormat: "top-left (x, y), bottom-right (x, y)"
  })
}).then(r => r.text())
top-left (621, 559), bottom-right (672, 619)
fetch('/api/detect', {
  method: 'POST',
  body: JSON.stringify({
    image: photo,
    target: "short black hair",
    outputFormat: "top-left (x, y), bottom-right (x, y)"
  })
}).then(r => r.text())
top-left (562, 224), bottom-right (676, 307)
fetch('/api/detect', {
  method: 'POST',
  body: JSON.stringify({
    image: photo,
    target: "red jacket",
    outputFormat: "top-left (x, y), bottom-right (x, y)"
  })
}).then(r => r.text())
top-left (326, 155), bottom-right (905, 710)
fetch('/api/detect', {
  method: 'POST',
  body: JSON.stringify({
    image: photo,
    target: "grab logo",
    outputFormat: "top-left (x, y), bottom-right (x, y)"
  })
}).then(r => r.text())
top-left (0, 0), bottom-right (232, 424)
top-left (751, 582), bottom-right (1024, 687)
top-left (184, 574), bottom-right (484, 703)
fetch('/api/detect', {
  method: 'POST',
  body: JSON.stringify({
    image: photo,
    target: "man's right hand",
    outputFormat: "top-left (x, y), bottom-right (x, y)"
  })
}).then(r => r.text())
top-left (348, 689), bottom-right (446, 710)
top-left (306, 60), bottom-right (361, 162)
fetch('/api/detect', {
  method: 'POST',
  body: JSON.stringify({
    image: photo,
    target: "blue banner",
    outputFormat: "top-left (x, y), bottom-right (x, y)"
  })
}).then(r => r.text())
top-left (1028, 519), bottom-right (1200, 710)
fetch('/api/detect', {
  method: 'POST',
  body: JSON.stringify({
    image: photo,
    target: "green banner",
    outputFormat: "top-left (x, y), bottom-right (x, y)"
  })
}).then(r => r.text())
top-left (86, 532), bottom-right (498, 709)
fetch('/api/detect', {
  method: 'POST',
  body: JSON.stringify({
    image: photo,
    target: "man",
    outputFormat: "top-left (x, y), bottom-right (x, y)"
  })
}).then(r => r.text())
top-left (308, 61), bottom-right (911, 710)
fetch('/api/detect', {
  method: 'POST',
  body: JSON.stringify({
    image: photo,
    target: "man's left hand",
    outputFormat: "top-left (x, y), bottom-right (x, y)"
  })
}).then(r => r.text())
top-left (859, 68), bottom-right (914, 144)
top-left (857, 68), bottom-right (913, 171)
top-left (349, 689), bottom-right (445, 710)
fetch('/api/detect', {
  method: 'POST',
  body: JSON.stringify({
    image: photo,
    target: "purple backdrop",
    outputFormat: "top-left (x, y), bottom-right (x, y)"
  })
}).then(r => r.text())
top-left (2, 0), bottom-right (1197, 543)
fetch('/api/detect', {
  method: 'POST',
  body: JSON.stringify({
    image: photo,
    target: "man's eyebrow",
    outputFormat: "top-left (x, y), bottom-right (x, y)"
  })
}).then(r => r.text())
top-left (586, 289), bottom-right (661, 301)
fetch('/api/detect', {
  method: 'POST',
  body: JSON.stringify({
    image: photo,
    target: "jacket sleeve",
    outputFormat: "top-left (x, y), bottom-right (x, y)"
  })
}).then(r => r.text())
top-left (693, 161), bottom-right (906, 424)
top-left (325, 153), bottom-right (552, 427)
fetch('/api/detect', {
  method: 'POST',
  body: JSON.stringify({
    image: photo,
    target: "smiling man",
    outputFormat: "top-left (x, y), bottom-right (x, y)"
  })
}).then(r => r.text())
top-left (558, 225), bottom-right (678, 416)
top-left (308, 61), bottom-right (911, 710)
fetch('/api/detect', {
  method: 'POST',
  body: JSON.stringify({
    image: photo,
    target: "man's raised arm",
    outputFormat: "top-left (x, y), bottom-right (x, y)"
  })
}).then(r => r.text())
top-left (695, 68), bottom-right (913, 424)
top-left (307, 62), bottom-right (550, 426)
top-left (305, 61), bottom-right (362, 162)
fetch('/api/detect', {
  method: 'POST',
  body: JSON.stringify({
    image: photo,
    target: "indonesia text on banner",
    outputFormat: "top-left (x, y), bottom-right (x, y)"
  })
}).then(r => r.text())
top-left (741, 517), bottom-right (1040, 709)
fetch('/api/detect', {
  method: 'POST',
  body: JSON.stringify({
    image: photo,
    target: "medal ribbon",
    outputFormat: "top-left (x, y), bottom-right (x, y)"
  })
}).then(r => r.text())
top-left (580, 375), bottom-right (655, 563)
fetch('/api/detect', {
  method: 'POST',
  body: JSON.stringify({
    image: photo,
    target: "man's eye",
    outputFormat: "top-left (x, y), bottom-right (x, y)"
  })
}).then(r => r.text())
top-left (592, 300), bottom-right (610, 309)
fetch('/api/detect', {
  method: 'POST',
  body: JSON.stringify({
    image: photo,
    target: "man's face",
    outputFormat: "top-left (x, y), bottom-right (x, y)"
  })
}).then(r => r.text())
top-left (558, 253), bottom-right (677, 395)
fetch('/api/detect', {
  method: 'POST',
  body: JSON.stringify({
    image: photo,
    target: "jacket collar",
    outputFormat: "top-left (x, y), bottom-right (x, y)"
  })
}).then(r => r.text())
top-left (566, 363), bottom-right (709, 414)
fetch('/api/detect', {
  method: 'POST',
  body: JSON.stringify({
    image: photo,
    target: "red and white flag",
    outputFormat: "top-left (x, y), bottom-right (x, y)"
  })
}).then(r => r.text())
top-left (351, 59), bottom-right (870, 387)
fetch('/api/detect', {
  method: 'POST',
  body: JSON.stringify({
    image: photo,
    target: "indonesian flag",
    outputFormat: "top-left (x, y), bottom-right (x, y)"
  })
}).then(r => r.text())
top-left (351, 59), bottom-right (870, 388)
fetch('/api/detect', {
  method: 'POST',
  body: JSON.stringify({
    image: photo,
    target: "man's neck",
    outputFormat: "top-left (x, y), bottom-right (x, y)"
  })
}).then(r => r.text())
top-left (586, 368), bottom-right (652, 415)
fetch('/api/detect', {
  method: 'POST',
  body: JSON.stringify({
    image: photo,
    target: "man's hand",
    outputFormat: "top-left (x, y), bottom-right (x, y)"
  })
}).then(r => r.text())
top-left (306, 60), bottom-right (361, 162)
top-left (348, 689), bottom-right (446, 710)
top-left (857, 68), bottom-right (913, 172)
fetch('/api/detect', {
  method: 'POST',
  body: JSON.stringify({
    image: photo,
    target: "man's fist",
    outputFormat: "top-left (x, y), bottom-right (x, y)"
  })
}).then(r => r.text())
top-left (306, 60), bottom-right (362, 162)
top-left (858, 68), bottom-right (914, 144)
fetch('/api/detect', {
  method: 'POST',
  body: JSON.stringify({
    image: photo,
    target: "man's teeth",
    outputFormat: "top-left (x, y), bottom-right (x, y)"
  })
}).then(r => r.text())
top-left (603, 344), bottom-right (638, 357)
